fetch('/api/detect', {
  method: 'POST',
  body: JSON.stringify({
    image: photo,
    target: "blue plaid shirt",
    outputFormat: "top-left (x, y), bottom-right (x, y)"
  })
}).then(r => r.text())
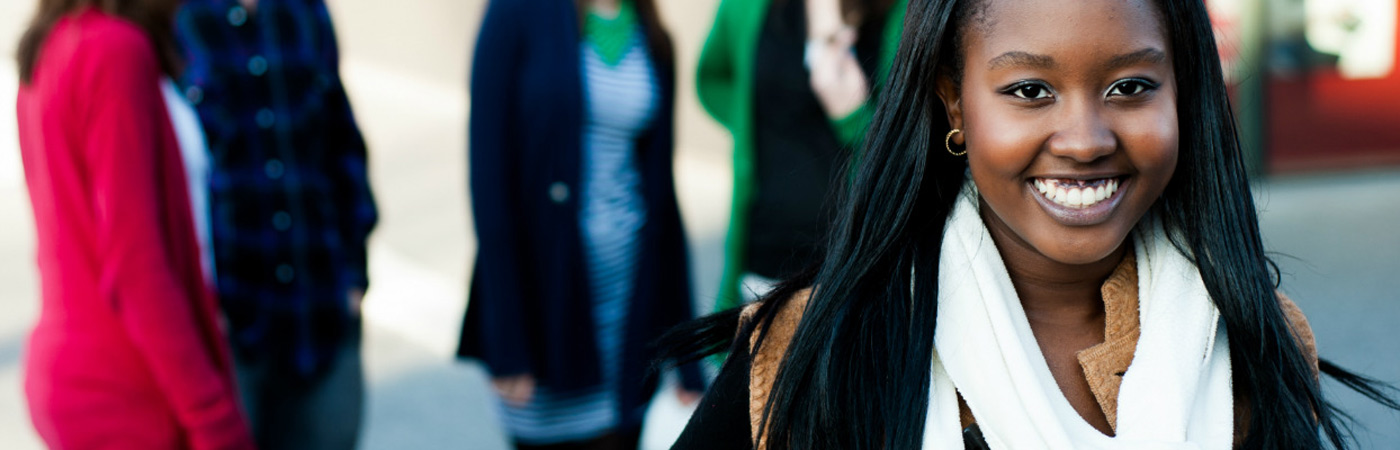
top-left (174, 0), bottom-right (377, 377)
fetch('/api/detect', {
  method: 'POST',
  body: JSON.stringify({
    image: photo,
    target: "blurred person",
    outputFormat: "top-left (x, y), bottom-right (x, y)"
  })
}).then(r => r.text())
top-left (455, 0), bottom-right (706, 448)
top-left (698, 0), bottom-right (908, 311)
top-left (172, 0), bottom-right (378, 448)
top-left (15, 0), bottom-right (256, 448)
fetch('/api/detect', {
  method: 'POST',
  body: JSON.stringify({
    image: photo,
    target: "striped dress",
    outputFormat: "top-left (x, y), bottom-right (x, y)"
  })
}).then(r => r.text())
top-left (496, 30), bottom-right (657, 445)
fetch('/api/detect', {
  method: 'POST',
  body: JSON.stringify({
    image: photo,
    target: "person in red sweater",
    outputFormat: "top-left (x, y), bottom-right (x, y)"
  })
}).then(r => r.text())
top-left (14, 1), bottom-right (255, 448)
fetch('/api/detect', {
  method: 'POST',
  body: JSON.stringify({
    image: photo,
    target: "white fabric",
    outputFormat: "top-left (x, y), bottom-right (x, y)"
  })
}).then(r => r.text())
top-left (160, 78), bottom-right (216, 285)
top-left (923, 183), bottom-right (1234, 450)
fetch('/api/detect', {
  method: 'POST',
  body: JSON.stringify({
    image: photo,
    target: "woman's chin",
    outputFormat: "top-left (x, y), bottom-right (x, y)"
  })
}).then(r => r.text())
top-left (1030, 233), bottom-right (1132, 267)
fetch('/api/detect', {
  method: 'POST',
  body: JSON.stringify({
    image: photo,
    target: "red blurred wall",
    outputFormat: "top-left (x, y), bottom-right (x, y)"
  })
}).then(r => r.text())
top-left (1267, 6), bottom-right (1400, 172)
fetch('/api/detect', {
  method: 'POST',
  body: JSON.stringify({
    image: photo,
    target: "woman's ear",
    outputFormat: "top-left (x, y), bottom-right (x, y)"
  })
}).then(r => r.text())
top-left (935, 73), bottom-right (966, 145)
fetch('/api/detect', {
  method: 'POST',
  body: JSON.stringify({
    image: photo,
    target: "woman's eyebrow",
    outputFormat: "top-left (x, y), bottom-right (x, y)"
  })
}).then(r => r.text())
top-left (986, 48), bottom-right (1168, 71)
top-left (1105, 48), bottom-right (1168, 71)
top-left (987, 51), bottom-right (1056, 70)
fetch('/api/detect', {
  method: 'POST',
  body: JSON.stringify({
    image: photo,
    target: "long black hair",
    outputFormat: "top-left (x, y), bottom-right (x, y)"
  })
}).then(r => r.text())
top-left (662, 0), bottom-right (1397, 448)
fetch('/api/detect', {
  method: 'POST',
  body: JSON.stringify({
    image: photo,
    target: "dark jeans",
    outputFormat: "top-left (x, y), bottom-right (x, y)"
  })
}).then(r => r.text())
top-left (514, 428), bottom-right (642, 450)
top-left (232, 328), bottom-right (363, 450)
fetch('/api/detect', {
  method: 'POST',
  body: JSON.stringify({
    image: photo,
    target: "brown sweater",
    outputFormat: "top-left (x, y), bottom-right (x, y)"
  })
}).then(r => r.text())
top-left (740, 255), bottom-right (1320, 449)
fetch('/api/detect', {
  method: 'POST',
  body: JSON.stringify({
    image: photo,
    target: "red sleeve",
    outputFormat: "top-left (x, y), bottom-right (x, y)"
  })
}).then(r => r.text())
top-left (79, 23), bottom-right (254, 450)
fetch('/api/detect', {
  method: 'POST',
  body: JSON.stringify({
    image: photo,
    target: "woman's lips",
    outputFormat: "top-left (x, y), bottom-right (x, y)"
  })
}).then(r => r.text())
top-left (1028, 176), bottom-right (1127, 226)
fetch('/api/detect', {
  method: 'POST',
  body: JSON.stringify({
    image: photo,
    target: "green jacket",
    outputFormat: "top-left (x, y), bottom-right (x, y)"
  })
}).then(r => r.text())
top-left (697, 0), bottom-right (907, 311)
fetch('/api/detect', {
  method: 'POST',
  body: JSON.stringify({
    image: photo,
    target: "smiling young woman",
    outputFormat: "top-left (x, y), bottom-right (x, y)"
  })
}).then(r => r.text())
top-left (663, 0), bottom-right (1398, 448)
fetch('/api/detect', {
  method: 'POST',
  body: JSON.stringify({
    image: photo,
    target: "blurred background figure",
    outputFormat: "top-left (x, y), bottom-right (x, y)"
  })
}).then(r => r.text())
top-left (173, 0), bottom-right (377, 448)
top-left (455, 0), bottom-right (705, 448)
top-left (697, 0), bottom-right (907, 311)
top-left (14, 0), bottom-right (255, 448)
top-left (2, 0), bottom-right (1399, 448)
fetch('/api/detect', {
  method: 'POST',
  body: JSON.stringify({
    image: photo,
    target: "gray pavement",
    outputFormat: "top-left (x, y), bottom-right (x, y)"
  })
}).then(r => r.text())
top-left (1255, 170), bottom-right (1400, 449)
top-left (1, 0), bottom-right (1397, 449)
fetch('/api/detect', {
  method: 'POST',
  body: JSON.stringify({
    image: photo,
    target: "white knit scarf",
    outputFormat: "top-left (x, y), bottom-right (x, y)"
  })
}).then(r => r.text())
top-left (922, 184), bottom-right (1234, 449)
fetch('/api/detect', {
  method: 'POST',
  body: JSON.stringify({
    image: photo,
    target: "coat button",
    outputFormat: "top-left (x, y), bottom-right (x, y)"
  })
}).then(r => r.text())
top-left (247, 55), bottom-right (268, 76)
top-left (256, 108), bottom-right (275, 129)
top-left (185, 85), bottom-right (203, 105)
top-left (276, 264), bottom-right (295, 283)
top-left (549, 182), bottom-right (570, 204)
top-left (264, 159), bottom-right (284, 179)
top-left (227, 6), bottom-right (248, 26)
top-left (272, 211), bottom-right (292, 230)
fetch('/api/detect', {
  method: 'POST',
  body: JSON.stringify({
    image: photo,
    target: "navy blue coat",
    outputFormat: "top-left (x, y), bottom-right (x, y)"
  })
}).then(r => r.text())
top-left (456, 0), bottom-right (705, 425)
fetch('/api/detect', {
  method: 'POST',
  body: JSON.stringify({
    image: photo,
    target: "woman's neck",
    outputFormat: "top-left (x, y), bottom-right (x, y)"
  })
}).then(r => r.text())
top-left (980, 204), bottom-right (1127, 323)
top-left (589, 0), bottom-right (622, 19)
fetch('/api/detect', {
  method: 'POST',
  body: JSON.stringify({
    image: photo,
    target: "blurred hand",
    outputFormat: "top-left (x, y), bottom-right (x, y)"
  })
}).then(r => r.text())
top-left (676, 387), bottom-right (702, 407)
top-left (492, 374), bottom-right (536, 406)
top-left (808, 28), bottom-right (869, 120)
top-left (347, 289), bottom-right (364, 317)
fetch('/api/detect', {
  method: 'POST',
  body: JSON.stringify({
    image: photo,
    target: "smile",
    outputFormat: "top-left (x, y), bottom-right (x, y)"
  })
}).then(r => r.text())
top-left (1033, 177), bottom-right (1120, 208)
top-left (1026, 176), bottom-right (1128, 226)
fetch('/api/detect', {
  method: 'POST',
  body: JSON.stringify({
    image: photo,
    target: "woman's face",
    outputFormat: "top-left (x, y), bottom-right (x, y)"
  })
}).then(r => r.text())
top-left (938, 0), bottom-right (1178, 266)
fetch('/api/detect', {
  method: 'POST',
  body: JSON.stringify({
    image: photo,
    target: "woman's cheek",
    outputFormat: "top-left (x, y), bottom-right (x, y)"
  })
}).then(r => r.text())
top-left (966, 111), bottom-right (1045, 179)
top-left (1119, 111), bottom-right (1179, 188)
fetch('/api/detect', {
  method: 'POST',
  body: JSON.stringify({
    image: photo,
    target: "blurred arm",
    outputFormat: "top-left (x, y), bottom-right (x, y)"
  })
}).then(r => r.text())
top-left (468, 0), bottom-right (534, 377)
top-left (315, 1), bottom-right (379, 294)
top-left (643, 62), bottom-right (708, 393)
top-left (696, 0), bottom-right (741, 130)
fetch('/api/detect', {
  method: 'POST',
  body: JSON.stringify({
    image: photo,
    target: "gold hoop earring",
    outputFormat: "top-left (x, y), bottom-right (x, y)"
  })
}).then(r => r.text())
top-left (945, 129), bottom-right (966, 156)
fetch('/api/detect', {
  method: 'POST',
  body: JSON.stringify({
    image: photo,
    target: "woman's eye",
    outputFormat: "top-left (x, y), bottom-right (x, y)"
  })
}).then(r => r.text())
top-left (1011, 84), bottom-right (1052, 100)
top-left (1108, 79), bottom-right (1157, 97)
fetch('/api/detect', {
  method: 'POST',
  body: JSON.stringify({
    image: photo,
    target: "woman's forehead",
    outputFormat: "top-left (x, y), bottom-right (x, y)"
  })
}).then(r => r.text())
top-left (963, 0), bottom-right (1169, 64)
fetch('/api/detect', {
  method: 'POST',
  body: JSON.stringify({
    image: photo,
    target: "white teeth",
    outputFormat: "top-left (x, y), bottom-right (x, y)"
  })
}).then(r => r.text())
top-left (1035, 178), bottom-right (1121, 208)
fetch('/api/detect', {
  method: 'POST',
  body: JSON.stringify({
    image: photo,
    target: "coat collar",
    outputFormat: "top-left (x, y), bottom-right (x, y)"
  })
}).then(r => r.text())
top-left (1076, 252), bottom-right (1140, 432)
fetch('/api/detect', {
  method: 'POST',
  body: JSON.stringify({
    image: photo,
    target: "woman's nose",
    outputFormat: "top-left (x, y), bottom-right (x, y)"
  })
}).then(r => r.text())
top-left (1046, 103), bottom-right (1117, 163)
